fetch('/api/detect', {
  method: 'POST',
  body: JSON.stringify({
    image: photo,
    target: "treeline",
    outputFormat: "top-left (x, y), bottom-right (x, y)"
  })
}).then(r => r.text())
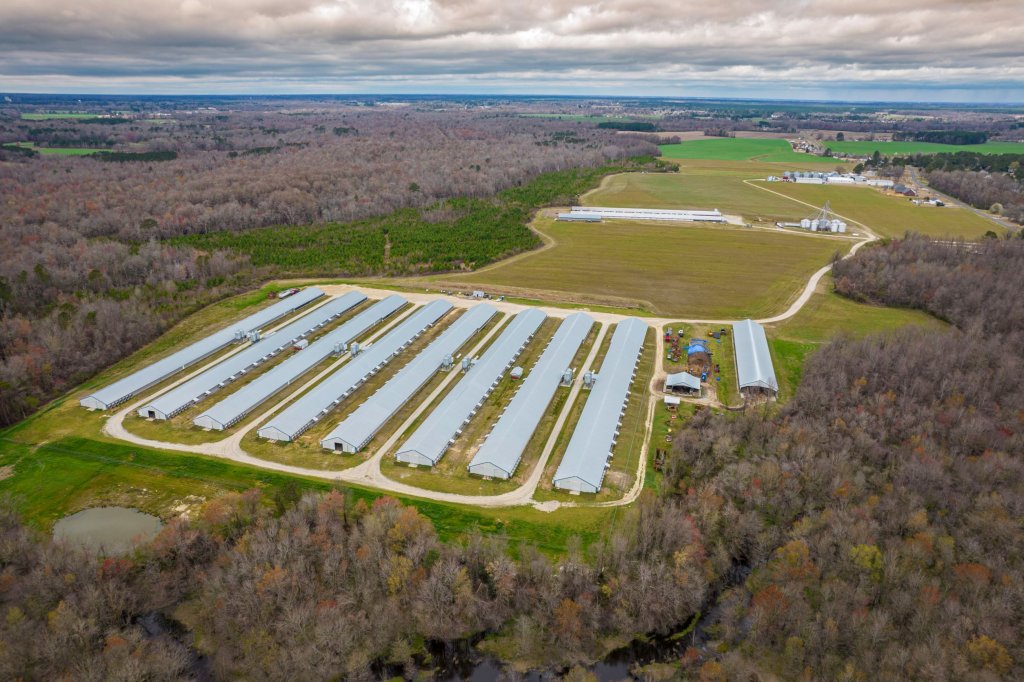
top-left (172, 158), bottom-right (671, 275)
top-left (893, 130), bottom-right (989, 145)
top-left (926, 170), bottom-right (1024, 224)
top-left (596, 121), bottom-right (658, 132)
top-left (891, 150), bottom-right (1024, 177)
top-left (96, 150), bottom-right (178, 163)
top-left (0, 491), bottom-right (706, 679)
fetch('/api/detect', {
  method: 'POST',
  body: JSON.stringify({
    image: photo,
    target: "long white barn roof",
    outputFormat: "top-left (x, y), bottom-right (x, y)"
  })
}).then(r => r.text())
top-left (137, 294), bottom-right (353, 420)
top-left (191, 293), bottom-right (411, 431)
top-left (467, 312), bottom-right (593, 479)
top-left (79, 287), bottom-right (324, 410)
top-left (552, 318), bottom-right (647, 494)
top-left (394, 308), bottom-right (546, 467)
top-left (732, 319), bottom-right (778, 392)
top-left (320, 303), bottom-right (498, 453)
top-left (570, 206), bottom-right (725, 223)
top-left (257, 299), bottom-right (451, 442)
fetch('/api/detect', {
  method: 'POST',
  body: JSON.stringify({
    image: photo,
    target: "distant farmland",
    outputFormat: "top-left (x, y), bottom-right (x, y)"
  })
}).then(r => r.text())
top-left (659, 137), bottom-right (839, 165)
top-left (825, 140), bottom-right (1024, 156)
top-left (20, 112), bottom-right (103, 121)
top-left (7, 142), bottom-right (108, 156)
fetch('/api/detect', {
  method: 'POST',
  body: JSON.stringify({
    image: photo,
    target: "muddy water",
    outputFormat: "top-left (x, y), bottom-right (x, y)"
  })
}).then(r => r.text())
top-left (53, 506), bottom-right (163, 554)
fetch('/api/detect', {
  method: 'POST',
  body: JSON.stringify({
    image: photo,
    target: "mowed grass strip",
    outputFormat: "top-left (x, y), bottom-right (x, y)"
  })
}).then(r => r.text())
top-left (752, 181), bottom-right (1001, 239)
top-left (454, 216), bottom-right (845, 318)
top-left (826, 140), bottom-right (1024, 156)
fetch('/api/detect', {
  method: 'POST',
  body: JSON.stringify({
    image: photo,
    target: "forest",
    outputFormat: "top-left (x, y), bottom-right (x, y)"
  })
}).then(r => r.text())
top-left (1, 235), bottom-right (1020, 680)
top-left (0, 105), bottom-right (659, 426)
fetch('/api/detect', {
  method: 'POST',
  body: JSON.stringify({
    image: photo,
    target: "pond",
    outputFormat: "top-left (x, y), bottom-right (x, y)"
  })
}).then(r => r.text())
top-left (53, 506), bottom-right (163, 554)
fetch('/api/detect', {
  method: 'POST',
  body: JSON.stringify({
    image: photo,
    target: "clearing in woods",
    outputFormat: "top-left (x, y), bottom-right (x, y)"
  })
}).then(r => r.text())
top-left (442, 214), bottom-right (847, 318)
top-left (8, 142), bottom-right (110, 156)
top-left (751, 181), bottom-right (1000, 239)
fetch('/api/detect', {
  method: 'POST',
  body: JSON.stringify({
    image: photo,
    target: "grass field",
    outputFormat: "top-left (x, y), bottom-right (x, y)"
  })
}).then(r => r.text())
top-left (584, 165), bottom-right (807, 223)
top-left (9, 142), bottom-right (109, 156)
top-left (659, 138), bottom-right (840, 165)
top-left (20, 112), bottom-right (101, 120)
top-left (444, 215), bottom-right (846, 318)
top-left (765, 280), bottom-right (946, 399)
top-left (752, 182), bottom-right (1000, 239)
top-left (0, 434), bottom-right (611, 556)
top-left (826, 140), bottom-right (1024, 156)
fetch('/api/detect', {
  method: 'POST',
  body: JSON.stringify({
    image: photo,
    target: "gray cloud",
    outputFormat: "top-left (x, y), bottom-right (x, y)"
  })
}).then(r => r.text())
top-left (1, 0), bottom-right (1022, 100)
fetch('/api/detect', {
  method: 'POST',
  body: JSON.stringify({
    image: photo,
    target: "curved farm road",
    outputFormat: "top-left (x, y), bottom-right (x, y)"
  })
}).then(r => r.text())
top-left (101, 183), bottom-right (878, 511)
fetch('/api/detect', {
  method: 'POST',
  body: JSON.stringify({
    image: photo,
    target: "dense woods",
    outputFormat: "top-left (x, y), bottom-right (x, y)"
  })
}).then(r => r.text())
top-left (893, 130), bottom-right (989, 145)
top-left (2, 235), bottom-right (1021, 679)
top-left (0, 105), bottom-right (659, 426)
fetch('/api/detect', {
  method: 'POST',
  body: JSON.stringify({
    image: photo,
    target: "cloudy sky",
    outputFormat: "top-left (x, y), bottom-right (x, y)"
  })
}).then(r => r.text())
top-left (2, 0), bottom-right (1022, 101)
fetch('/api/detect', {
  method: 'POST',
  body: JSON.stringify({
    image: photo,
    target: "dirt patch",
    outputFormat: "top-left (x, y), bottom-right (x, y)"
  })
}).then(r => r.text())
top-left (0, 465), bottom-right (14, 482)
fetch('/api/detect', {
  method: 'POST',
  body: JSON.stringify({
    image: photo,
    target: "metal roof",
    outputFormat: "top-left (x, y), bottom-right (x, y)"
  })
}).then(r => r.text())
top-left (732, 319), bottom-right (778, 393)
top-left (665, 371), bottom-right (701, 391)
top-left (553, 318), bottom-right (648, 494)
top-left (320, 303), bottom-right (498, 453)
top-left (467, 312), bottom-right (593, 479)
top-left (395, 308), bottom-right (546, 467)
top-left (570, 206), bottom-right (725, 223)
top-left (192, 293), bottom-right (411, 431)
top-left (136, 294), bottom-right (353, 420)
top-left (257, 299), bottom-right (451, 442)
top-left (79, 287), bottom-right (324, 410)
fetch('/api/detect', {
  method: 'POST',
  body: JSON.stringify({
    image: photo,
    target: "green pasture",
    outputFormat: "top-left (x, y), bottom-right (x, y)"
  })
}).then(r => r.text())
top-left (659, 138), bottom-right (839, 165)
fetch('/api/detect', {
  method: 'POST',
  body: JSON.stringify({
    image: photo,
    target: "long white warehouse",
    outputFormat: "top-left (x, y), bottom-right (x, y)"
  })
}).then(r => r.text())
top-left (552, 318), bottom-right (647, 494)
top-left (566, 206), bottom-right (725, 223)
top-left (257, 300), bottom-right (452, 442)
top-left (732, 319), bottom-right (778, 395)
top-left (136, 295), bottom-right (353, 421)
top-left (320, 303), bottom-right (498, 453)
top-left (79, 287), bottom-right (324, 410)
top-left (394, 308), bottom-right (546, 468)
top-left (467, 312), bottom-right (593, 479)
top-left (192, 294), bottom-right (409, 431)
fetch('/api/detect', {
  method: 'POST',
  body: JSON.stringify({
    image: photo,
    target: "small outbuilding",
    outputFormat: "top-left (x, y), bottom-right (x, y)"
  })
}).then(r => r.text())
top-left (665, 371), bottom-right (701, 395)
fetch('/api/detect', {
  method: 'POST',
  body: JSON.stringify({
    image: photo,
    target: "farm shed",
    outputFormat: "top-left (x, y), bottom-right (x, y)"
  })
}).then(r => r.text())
top-left (319, 303), bottom-right (498, 453)
top-left (553, 318), bottom-right (647, 494)
top-left (257, 300), bottom-right (450, 441)
top-left (80, 287), bottom-right (324, 411)
top-left (467, 312), bottom-right (593, 480)
top-left (394, 309), bottom-right (546, 467)
top-left (732, 319), bottom-right (778, 396)
top-left (665, 372), bottom-right (701, 394)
